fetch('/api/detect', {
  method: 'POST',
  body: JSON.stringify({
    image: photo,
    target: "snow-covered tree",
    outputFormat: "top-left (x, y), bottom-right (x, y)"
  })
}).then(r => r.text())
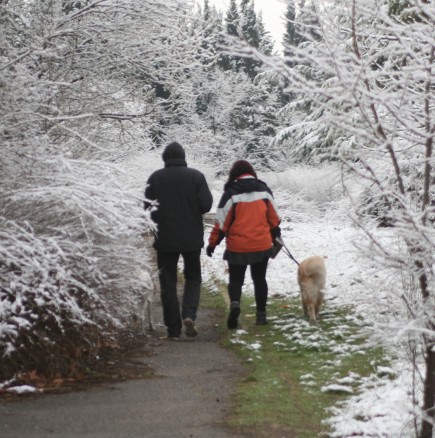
top-left (0, 0), bottom-right (190, 380)
top-left (265, 0), bottom-right (434, 434)
top-left (256, 11), bottom-right (275, 56)
top-left (220, 0), bottom-right (275, 79)
top-left (283, 0), bottom-right (305, 53)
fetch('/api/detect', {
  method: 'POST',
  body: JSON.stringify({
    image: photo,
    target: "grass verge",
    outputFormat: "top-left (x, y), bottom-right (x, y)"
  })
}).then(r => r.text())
top-left (202, 281), bottom-right (392, 438)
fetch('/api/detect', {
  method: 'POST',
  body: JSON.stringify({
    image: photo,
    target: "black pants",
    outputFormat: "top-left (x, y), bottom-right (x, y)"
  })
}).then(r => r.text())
top-left (157, 250), bottom-right (202, 337)
top-left (228, 257), bottom-right (269, 313)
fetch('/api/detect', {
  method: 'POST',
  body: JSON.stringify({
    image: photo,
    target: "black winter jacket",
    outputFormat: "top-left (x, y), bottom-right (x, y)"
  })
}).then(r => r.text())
top-left (144, 158), bottom-right (213, 252)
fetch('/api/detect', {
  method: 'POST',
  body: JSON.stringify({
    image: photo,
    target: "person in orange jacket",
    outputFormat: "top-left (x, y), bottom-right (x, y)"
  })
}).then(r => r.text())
top-left (206, 160), bottom-right (281, 328)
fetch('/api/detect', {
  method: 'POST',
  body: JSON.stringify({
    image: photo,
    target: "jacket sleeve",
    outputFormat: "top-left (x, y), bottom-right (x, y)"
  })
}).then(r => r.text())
top-left (208, 222), bottom-right (225, 248)
top-left (266, 190), bottom-right (281, 237)
top-left (197, 173), bottom-right (213, 214)
top-left (144, 174), bottom-right (156, 211)
top-left (208, 190), bottom-right (233, 248)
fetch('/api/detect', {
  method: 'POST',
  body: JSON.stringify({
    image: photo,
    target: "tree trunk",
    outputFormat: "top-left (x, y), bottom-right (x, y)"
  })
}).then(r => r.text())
top-left (421, 344), bottom-right (435, 438)
top-left (420, 269), bottom-right (435, 438)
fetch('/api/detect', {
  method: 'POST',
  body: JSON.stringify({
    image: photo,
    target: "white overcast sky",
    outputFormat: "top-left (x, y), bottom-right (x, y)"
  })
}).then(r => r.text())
top-left (206, 0), bottom-right (288, 54)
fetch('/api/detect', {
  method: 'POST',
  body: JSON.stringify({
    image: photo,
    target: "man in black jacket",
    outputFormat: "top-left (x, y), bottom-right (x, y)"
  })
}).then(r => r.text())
top-left (144, 142), bottom-right (213, 340)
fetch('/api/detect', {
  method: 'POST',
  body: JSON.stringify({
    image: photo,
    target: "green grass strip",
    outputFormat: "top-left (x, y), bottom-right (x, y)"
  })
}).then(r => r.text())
top-left (203, 281), bottom-right (392, 437)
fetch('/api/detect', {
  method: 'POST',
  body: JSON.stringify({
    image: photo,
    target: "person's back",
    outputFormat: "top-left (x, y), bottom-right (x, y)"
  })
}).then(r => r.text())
top-left (220, 177), bottom-right (277, 254)
top-left (206, 160), bottom-right (281, 329)
top-left (145, 143), bottom-right (212, 252)
top-left (144, 142), bottom-right (213, 340)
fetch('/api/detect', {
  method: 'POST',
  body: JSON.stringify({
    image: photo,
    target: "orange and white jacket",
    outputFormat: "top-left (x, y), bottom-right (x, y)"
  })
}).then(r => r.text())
top-left (208, 175), bottom-right (281, 253)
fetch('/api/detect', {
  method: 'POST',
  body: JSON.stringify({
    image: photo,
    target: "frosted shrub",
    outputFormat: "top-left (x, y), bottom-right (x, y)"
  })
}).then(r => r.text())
top-left (261, 165), bottom-right (352, 223)
top-left (0, 155), bottom-right (154, 380)
top-left (0, 0), bottom-right (169, 381)
top-left (0, 220), bottom-right (105, 379)
top-left (265, 0), bottom-right (435, 432)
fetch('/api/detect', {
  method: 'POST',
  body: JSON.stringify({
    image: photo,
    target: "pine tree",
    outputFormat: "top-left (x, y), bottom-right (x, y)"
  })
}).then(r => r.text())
top-left (240, 0), bottom-right (259, 46)
top-left (283, 0), bottom-right (305, 57)
top-left (226, 0), bottom-right (240, 36)
top-left (200, 0), bottom-right (222, 55)
top-left (219, 0), bottom-right (242, 72)
top-left (221, 0), bottom-right (276, 79)
top-left (256, 12), bottom-right (274, 56)
top-left (388, 0), bottom-right (410, 17)
top-left (298, 0), bottom-right (321, 42)
top-left (238, 0), bottom-right (261, 79)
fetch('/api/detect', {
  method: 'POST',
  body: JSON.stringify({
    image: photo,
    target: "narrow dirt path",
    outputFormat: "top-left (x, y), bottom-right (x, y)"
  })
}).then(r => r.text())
top-left (0, 284), bottom-right (249, 438)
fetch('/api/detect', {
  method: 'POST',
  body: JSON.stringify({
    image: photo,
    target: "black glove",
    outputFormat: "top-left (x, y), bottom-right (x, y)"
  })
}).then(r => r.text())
top-left (206, 245), bottom-right (215, 257)
top-left (271, 226), bottom-right (281, 239)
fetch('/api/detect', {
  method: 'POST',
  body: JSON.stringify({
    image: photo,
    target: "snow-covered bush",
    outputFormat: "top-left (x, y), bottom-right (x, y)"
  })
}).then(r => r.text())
top-left (0, 154), bottom-right (153, 380)
top-left (261, 165), bottom-right (352, 223)
top-left (265, 0), bottom-right (435, 433)
top-left (0, 219), bottom-right (105, 378)
top-left (0, 0), bottom-right (171, 379)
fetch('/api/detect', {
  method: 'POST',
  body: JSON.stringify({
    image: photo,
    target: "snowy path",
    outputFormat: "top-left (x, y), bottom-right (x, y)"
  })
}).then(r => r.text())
top-left (0, 294), bottom-right (247, 438)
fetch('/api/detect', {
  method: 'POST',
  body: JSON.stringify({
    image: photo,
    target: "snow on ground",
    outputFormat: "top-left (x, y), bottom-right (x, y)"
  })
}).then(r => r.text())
top-left (87, 150), bottom-right (415, 437)
top-left (1, 150), bottom-right (415, 436)
top-left (201, 164), bottom-right (414, 437)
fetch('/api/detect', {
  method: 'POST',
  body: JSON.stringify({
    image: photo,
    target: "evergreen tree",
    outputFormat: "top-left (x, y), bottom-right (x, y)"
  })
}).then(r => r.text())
top-left (241, 0), bottom-right (259, 46)
top-left (239, 0), bottom-right (261, 78)
top-left (281, 0), bottom-right (302, 101)
top-left (199, 0), bottom-right (223, 55)
top-left (226, 0), bottom-right (240, 36)
top-left (221, 0), bottom-right (276, 79)
top-left (388, 0), bottom-right (410, 17)
top-left (203, 0), bottom-right (210, 21)
top-left (219, 0), bottom-right (242, 72)
top-left (256, 12), bottom-right (274, 56)
top-left (298, 0), bottom-right (322, 41)
top-left (283, 0), bottom-right (305, 59)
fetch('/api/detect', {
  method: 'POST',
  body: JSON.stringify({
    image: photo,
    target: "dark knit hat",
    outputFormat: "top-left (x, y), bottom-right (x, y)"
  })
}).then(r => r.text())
top-left (228, 160), bottom-right (257, 182)
top-left (162, 142), bottom-right (185, 162)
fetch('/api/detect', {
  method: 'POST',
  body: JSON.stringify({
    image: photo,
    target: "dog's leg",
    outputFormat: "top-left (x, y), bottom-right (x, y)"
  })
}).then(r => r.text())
top-left (315, 290), bottom-right (325, 320)
top-left (307, 304), bottom-right (317, 323)
top-left (302, 301), bottom-right (308, 318)
top-left (301, 291), bottom-right (309, 318)
top-left (315, 303), bottom-right (320, 320)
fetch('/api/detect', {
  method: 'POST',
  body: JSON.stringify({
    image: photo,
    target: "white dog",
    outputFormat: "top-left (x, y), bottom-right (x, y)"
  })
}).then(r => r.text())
top-left (136, 269), bottom-right (157, 333)
top-left (297, 256), bottom-right (326, 323)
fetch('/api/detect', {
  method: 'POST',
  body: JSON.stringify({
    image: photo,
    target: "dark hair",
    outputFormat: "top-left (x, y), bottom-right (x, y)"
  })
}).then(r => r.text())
top-left (226, 160), bottom-right (257, 187)
top-left (162, 142), bottom-right (185, 162)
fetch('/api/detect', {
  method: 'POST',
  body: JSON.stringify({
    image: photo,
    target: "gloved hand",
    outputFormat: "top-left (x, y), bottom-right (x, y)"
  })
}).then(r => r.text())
top-left (271, 226), bottom-right (281, 239)
top-left (206, 245), bottom-right (215, 257)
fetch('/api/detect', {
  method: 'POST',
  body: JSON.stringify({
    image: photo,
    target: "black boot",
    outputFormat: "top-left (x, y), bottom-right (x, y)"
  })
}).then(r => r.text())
top-left (227, 301), bottom-right (240, 329)
top-left (256, 311), bottom-right (268, 326)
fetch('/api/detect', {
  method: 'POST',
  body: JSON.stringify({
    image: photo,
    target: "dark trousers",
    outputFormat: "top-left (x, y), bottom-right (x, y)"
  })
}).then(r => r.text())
top-left (228, 258), bottom-right (269, 313)
top-left (157, 250), bottom-right (202, 337)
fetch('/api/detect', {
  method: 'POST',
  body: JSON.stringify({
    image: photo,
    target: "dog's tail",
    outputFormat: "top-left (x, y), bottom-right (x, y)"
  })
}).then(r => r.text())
top-left (299, 255), bottom-right (326, 281)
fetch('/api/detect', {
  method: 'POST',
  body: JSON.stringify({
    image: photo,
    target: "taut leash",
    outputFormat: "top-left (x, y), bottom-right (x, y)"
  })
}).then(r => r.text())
top-left (277, 237), bottom-right (300, 266)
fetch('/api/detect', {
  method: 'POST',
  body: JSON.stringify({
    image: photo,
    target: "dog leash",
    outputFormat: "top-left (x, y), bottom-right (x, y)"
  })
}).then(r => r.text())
top-left (277, 237), bottom-right (300, 266)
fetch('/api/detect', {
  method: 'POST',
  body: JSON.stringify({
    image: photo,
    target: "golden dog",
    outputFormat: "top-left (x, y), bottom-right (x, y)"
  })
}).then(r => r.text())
top-left (297, 256), bottom-right (326, 323)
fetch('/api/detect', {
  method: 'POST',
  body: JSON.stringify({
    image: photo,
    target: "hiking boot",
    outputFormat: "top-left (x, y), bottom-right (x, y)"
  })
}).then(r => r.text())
top-left (227, 301), bottom-right (240, 329)
top-left (256, 311), bottom-right (268, 326)
top-left (183, 318), bottom-right (198, 338)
